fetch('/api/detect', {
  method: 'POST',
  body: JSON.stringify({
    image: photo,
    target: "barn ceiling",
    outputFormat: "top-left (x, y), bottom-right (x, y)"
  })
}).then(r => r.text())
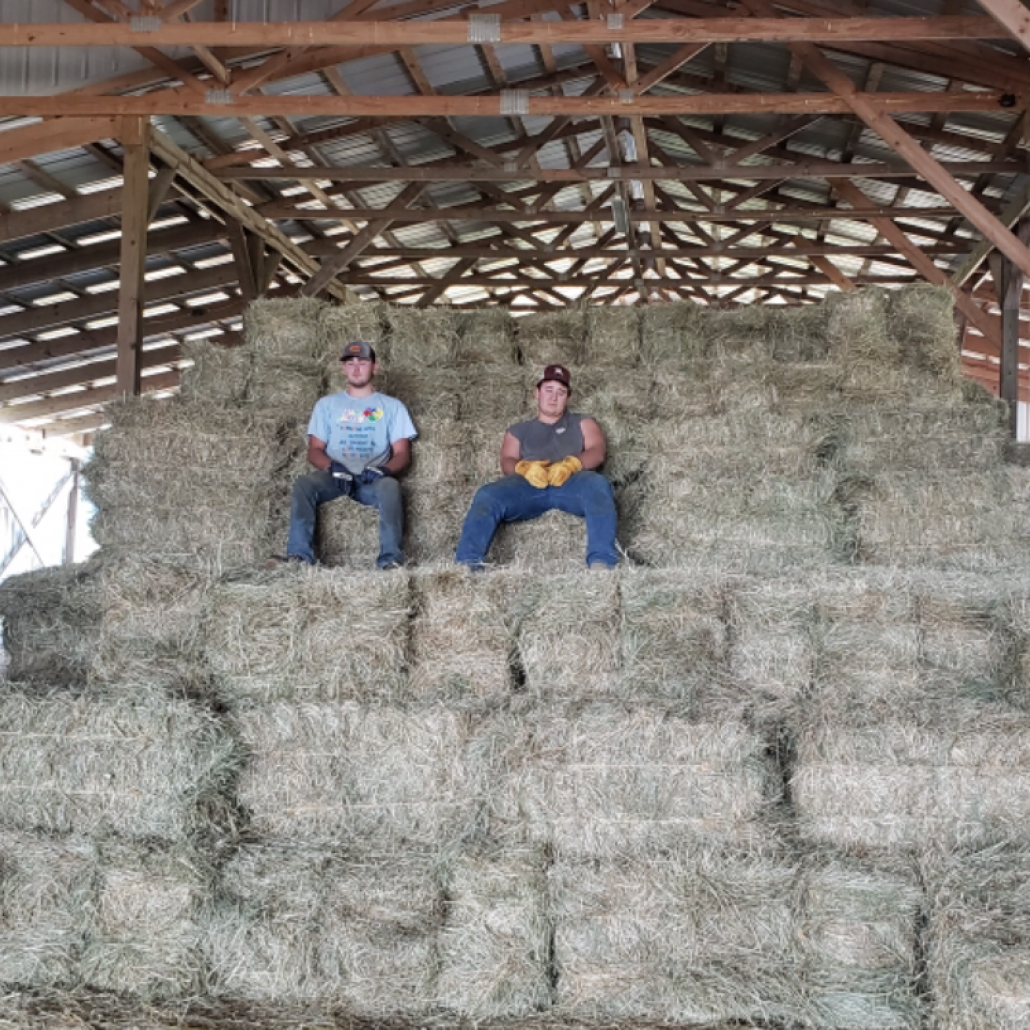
top-left (1, 0), bottom-right (1030, 443)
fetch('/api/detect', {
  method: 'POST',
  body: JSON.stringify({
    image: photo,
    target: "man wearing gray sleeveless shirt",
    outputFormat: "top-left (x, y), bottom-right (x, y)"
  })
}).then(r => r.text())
top-left (455, 364), bottom-right (618, 569)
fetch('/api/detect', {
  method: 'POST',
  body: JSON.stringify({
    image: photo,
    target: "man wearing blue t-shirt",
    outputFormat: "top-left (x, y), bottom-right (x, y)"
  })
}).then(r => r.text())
top-left (455, 364), bottom-right (618, 570)
top-left (271, 341), bottom-right (417, 569)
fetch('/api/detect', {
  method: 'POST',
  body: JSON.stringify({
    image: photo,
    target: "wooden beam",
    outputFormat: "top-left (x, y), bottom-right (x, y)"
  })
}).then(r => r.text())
top-left (0, 16), bottom-right (1007, 47)
top-left (0, 117), bottom-right (121, 166)
top-left (988, 216), bottom-right (1030, 436)
top-left (116, 117), bottom-right (150, 397)
top-left (976, 0), bottom-right (1030, 54)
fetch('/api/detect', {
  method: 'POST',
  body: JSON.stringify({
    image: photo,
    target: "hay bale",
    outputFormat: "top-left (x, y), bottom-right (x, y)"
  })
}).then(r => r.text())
top-left (457, 308), bottom-right (518, 365)
top-left (458, 367), bottom-right (532, 426)
top-left (887, 283), bottom-right (960, 380)
top-left (0, 563), bottom-right (101, 688)
top-left (575, 370), bottom-right (654, 485)
top-left (585, 305), bottom-right (641, 365)
top-left (374, 367), bottom-right (462, 421)
top-left (409, 568), bottom-right (518, 705)
top-left (848, 467), bottom-right (1025, 572)
top-left (243, 297), bottom-right (326, 364)
top-left (178, 338), bottom-right (252, 406)
top-left (826, 288), bottom-right (894, 365)
top-left (246, 364), bottom-right (324, 422)
top-left (797, 852), bottom-right (924, 1030)
top-left (314, 495), bottom-right (380, 568)
top-left (516, 308), bottom-right (588, 368)
top-left (0, 683), bottom-right (237, 843)
top-left (80, 839), bottom-right (210, 1000)
top-left (436, 845), bottom-right (551, 1019)
top-left (727, 576), bottom-right (817, 723)
top-left (385, 305), bottom-right (460, 369)
top-left (619, 568), bottom-right (732, 708)
top-left (0, 829), bottom-right (94, 989)
top-left (926, 841), bottom-right (1030, 1030)
top-left (232, 701), bottom-right (481, 849)
top-left (639, 301), bottom-right (708, 366)
top-left (320, 299), bottom-right (387, 362)
top-left (485, 701), bottom-right (777, 857)
top-left (550, 842), bottom-right (800, 1024)
top-left (514, 571), bottom-right (621, 699)
top-left (791, 696), bottom-right (1030, 852)
top-left (767, 304), bottom-right (830, 362)
top-left (207, 842), bottom-right (439, 1013)
top-left (204, 567), bottom-right (409, 704)
top-left (84, 397), bottom-right (285, 566)
top-left (489, 509), bottom-right (588, 571)
top-left (92, 555), bottom-right (215, 693)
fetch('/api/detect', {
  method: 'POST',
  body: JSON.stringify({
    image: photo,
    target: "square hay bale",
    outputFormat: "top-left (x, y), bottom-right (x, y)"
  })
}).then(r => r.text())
top-left (727, 576), bottom-right (817, 721)
top-left (436, 845), bottom-right (552, 1020)
top-left (639, 301), bottom-right (709, 366)
top-left (650, 363), bottom-right (725, 419)
top-left (0, 684), bottom-right (237, 843)
top-left (575, 370), bottom-right (654, 484)
top-left (848, 467), bottom-right (1026, 572)
top-left (204, 567), bottom-right (410, 704)
top-left (84, 397), bottom-right (285, 565)
top-left (516, 309), bottom-right (588, 368)
top-left (466, 421), bottom-right (516, 489)
top-left (585, 305), bottom-right (641, 365)
top-left (457, 308), bottom-right (518, 365)
top-left (244, 297), bottom-right (327, 363)
top-left (485, 702), bottom-right (777, 857)
top-left (826, 289), bottom-right (894, 366)
top-left (514, 571), bottom-right (621, 699)
top-left (409, 568), bottom-right (516, 705)
top-left (0, 563), bottom-right (101, 688)
top-left (550, 843), bottom-right (800, 1024)
top-left (80, 840), bottom-right (210, 1000)
top-left (887, 284), bottom-right (960, 380)
top-left (246, 363), bottom-right (325, 421)
top-left (458, 367), bottom-right (533, 427)
top-left (314, 494), bottom-right (381, 568)
top-left (926, 842), bottom-right (1030, 1030)
top-left (619, 568), bottom-right (731, 707)
top-left (0, 829), bottom-right (94, 989)
top-left (766, 304), bottom-right (831, 362)
top-left (320, 300), bottom-right (387, 362)
top-left (489, 509), bottom-right (589, 571)
top-left (178, 338), bottom-right (252, 406)
top-left (797, 853), bottom-right (924, 1030)
top-left (92, 555), bottom-right (215, 692)
top-left (207, 843), bottom-right (440, 1014)
top-left (385, 305), bottom-right (460, 369)
top-left (765, 360), bottom-right (846, 409)
top-left (373, 368), bottom-right (462, 421)
top-left (791, 697), bottom-right (1030, 853)
top-left (232, 700), bottom-right (481, 849)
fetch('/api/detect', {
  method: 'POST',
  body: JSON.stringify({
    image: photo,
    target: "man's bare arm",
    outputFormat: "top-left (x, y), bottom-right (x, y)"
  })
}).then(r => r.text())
top-left (579, 418), bottom-right (607, 470)
top-left (500, 432), bottom-right (522, 476)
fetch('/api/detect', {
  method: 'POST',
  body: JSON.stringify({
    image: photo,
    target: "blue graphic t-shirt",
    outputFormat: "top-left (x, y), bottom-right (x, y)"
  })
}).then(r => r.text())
top-left (308, 391), bottom-right (417, 475)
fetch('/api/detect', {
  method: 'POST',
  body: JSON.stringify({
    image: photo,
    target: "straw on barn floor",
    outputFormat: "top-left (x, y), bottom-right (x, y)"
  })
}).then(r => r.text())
top-left (0, 829), bottom-right (94, 989)
top-left (80, 839), bottom-right (212, 1000)
top-left (550, 841), bottom-right (801, 1025)
top-left (484, 701), bottom-right (778, 857)
top-left (791, 694), bottom-right (1030, 853)
top-left (206, 842), bottom-right (440, 1015)
top-left (516, 308), bottom-right (588, 368)
top-left (0, 683), bottom-right (239, 844)
top-left (0, 563), bottom-right (101, 688)
top-left (178, 338), bottom-right (252, 406)
top-left (436, 844), bottom-right (552, 1020)
top-left (204, 567), bottom-right (410, 704)
top-left (84, 397), bottom-right (286, 566)
top-left (386, 305), bottom-right (460, 369)
top-left (796, 850), bottom-right (924, 1030)
top-left (409, 568), bottom-right (519, 706)
top-left (231, 700), bottom-right (482, 849)
top-left (457, 308), bottom-right (518, 365)
top-left (925, 840), bottom-right (1030, 1030)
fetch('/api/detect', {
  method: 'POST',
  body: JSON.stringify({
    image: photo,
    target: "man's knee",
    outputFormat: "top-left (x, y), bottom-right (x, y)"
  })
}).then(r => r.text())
top-left (580, 470), bottom-right (615, 500)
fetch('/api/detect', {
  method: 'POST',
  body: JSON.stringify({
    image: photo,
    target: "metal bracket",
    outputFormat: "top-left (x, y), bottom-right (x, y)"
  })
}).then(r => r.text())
top-left (468, 13), bottom-right (502, 43)
top-left (129, 15), bottom-right (162, 32)
top-left (205, 89), bottom-right (235, 105)
top-left (500, 89), bottom-right (529, 116)
top-left (619, 89), bottom-right (635, 105)
top-left (606, 12), bottom-right (624, 29)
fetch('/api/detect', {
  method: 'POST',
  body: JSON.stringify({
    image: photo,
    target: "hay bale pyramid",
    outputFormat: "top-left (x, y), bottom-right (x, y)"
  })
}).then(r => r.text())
top-left (1, 288), bottom-right (1029, 1028)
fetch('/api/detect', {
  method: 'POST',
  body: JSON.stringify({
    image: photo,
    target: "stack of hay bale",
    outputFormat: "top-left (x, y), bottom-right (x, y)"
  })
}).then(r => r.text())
top-left (0, 288), bottom-right (1029, 1027)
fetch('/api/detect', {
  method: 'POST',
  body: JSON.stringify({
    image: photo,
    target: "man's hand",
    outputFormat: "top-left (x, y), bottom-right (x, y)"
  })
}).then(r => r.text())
top-left (359, 465), bottom-right (387, 484)
top-left (330, 461), bottom-right (353, 481)
top-left (516, 459), bottom-right (550, 489)
top-left (548, 455), bottom-right (583, 487)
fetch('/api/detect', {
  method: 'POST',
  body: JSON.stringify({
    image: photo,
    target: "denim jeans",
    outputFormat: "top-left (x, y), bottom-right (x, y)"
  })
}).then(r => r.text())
top-left (455, 471), bottom-right (618, 567)
top-left (286, 470), bottom-right (404, 567)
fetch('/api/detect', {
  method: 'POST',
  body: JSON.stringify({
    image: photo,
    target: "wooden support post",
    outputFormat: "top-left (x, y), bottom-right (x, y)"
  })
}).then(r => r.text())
top-left (116, 116), bottom-right (151, 397)
top-left (64, 459), bottom-right (79, 566)
top-left (988, 217), bottom-right (1030, 438)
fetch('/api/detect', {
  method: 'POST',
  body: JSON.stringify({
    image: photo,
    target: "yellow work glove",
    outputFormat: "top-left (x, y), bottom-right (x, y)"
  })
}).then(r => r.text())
top-left (515, 459), bottom-right (551, 489)
top-left (548, 455), bottom-right (583, 487)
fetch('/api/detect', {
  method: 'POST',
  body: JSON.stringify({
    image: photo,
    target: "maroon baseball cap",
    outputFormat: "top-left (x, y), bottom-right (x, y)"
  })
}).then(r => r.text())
top-left (341, 341), bottom-right (376, 362)
top-left (537, 363), bottom-right (572, 393)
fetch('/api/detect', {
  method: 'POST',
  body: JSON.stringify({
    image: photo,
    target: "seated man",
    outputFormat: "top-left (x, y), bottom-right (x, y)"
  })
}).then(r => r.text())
top-left (271, 341), bottom-right (417, 569)
top-left (455, 364), bottom-right (618, 569)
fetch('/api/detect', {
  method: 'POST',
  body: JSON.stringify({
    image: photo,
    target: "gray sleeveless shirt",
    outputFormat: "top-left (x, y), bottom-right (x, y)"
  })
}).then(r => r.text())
top-left (508, 412), bottom-right (586, 463)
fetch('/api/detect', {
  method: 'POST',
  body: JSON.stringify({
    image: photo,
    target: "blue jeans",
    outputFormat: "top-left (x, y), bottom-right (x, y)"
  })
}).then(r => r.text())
top-left (455, 471), bottom-right (618, 567)
top-left (286, 470), bottom-right (404, 568)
